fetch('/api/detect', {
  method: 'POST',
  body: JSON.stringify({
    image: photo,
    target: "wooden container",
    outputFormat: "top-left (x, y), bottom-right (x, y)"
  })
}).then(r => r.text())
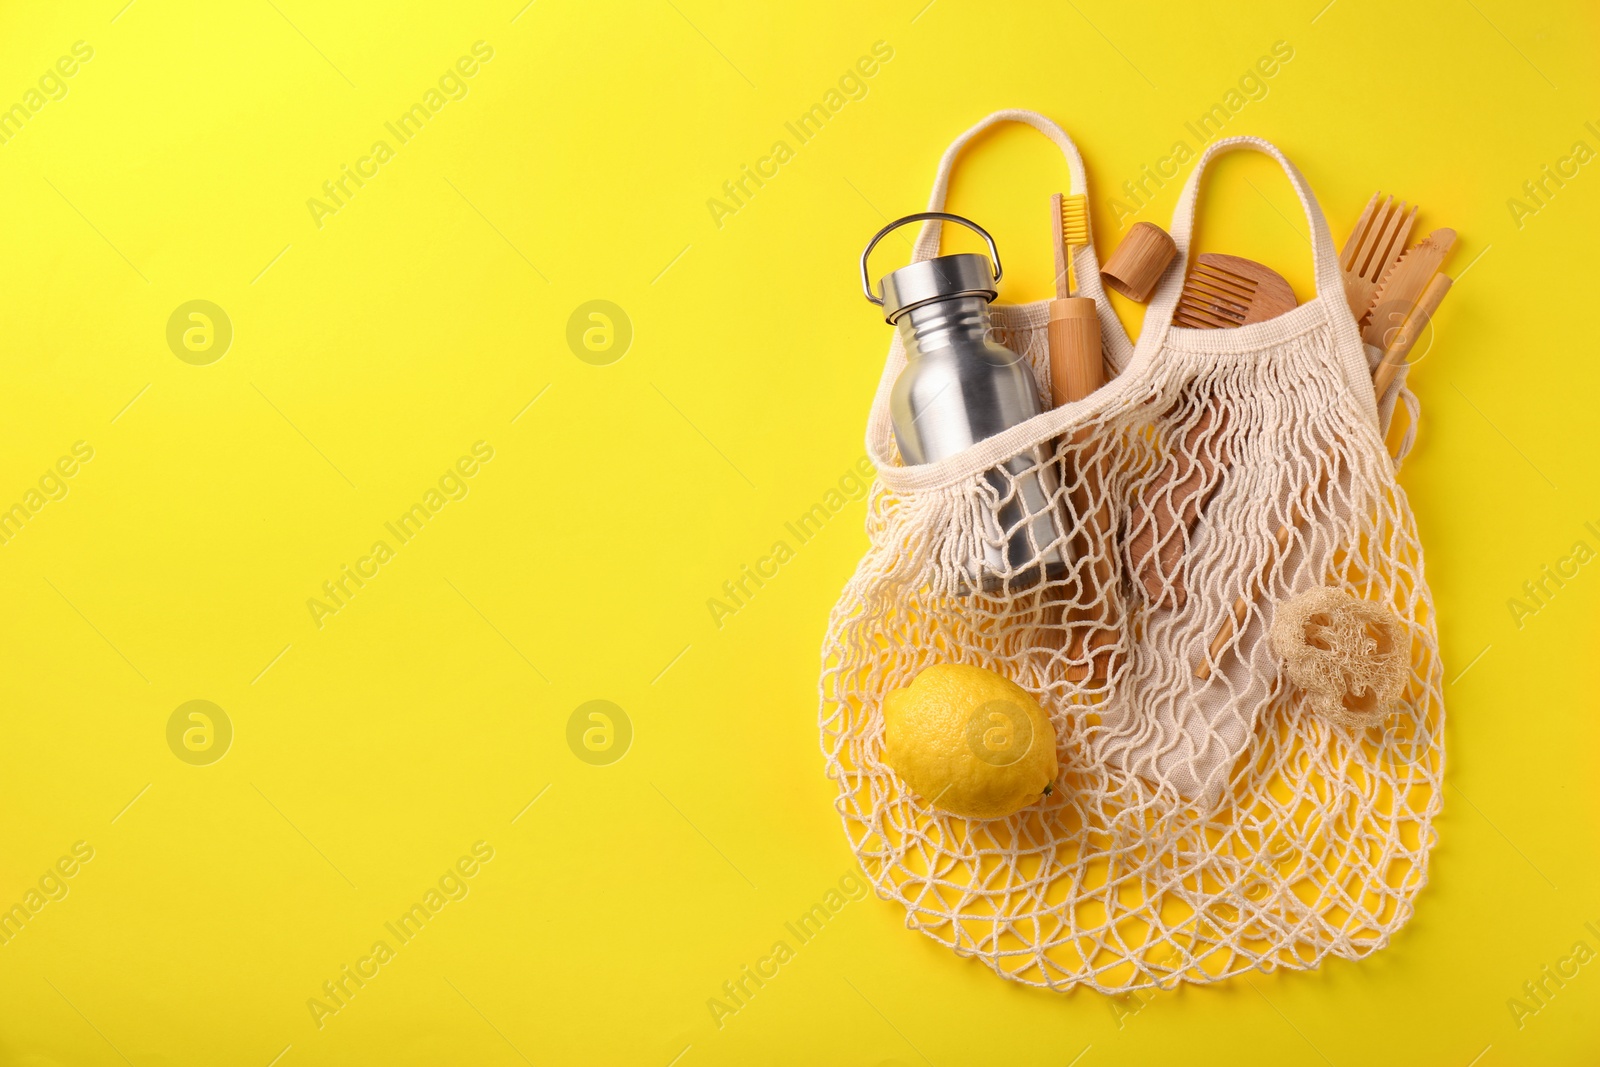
top-left (1047, 296), bottom-right (1102, 407)
top-left (1101, 222), bottom-right (1178, 302)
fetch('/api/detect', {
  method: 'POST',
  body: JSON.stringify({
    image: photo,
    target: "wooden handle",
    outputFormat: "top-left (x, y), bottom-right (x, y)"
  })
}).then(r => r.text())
top-left (1195, 522), bottom-right (1293, 680)
top-left (1373, 273), bottom-right (1452, 398)
top-left (1051, 194), bottom-right (1070, 301)
top-left (1102, 222), bottom-right (1177, 303)
top-left (1127, 402), bottom-right (1227, 609)
top-left (1048, 297), bottom-right (1103, 406)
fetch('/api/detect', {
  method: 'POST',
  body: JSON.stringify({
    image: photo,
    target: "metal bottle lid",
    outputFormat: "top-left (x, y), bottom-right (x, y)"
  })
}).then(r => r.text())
top-left (861, 212), bottom-right (1003, 323)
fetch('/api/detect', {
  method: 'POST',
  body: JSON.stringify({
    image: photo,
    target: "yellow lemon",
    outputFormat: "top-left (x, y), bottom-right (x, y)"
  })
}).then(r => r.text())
top-left (881, 663), bottom-right (1058, 819)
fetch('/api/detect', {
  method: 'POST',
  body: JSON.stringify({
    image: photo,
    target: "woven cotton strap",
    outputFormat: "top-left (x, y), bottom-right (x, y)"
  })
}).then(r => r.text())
top-left (1139, 136), bottom-right (1373, 413)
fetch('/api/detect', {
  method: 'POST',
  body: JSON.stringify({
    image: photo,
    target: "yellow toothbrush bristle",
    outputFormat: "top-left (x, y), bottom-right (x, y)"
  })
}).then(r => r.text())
top-left (1059, 194), bottom-right (1090, 248)
top-left (1058, 194), bottom-right (1090, 295)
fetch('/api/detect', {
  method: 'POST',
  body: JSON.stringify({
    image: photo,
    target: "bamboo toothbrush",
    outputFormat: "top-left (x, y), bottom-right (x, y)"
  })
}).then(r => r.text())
top-left (1047, 193), bottom-right (1115, 683)
top-left (1048, 193), bottom-right (1100, 406)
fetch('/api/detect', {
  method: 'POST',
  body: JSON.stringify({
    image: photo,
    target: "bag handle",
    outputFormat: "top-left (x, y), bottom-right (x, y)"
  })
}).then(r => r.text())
top-left (866, 110), bottom-right (1131, 471)
top-left (911, 112), bottom-right (1082, 251)
top-left (904, 110), bottom-right (1122, 345)
top-left (1138, 136), bottom-right (1361, 361)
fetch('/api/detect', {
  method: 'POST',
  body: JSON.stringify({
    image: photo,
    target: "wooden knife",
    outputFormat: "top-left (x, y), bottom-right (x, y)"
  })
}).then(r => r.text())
top-left (1362, 228), bottom-right (1455, 348)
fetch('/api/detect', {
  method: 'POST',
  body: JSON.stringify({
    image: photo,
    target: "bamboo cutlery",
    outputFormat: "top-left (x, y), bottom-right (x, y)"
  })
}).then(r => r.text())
top-left (1339, 193), bottom-right (1416, 327)
top-left (1341, 192), bottom-right (1458, 395)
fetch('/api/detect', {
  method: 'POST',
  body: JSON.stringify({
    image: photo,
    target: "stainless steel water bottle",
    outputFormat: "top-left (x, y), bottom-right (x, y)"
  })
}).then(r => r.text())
top-left (861, 212), bottom-right (1069, 593)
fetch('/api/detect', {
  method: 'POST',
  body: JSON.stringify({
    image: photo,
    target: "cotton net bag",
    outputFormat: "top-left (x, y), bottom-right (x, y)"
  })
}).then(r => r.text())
top-left (818, 110), bottom-right (1444, 993)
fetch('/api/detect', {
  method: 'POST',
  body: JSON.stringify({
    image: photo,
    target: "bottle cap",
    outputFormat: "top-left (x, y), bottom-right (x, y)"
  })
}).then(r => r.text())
top-left (876, 254), bottom-right (997, 322)
top-left (861, 212), bottom-right (1002, 323)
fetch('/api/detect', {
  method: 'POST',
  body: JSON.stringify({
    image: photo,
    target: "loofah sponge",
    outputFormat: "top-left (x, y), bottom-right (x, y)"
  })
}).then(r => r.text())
top-left (1269, 586), bottom-right (1409, 727)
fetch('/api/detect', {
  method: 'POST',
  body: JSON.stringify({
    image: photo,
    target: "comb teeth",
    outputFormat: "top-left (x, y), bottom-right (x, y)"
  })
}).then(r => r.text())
top-left (1174, 262), bottom-right (1257, 328)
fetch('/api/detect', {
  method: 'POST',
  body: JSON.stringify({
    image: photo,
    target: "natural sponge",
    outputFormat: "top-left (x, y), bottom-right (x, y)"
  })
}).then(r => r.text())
top-left (1269, 586), bottom-right (1409, 727)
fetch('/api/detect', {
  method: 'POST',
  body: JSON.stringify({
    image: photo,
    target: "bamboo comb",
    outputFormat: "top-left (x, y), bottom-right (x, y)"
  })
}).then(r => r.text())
top-left (1173, 254), bottom-right (1297, 329)
top-left (1129, 255), bottom-right (1296, 608)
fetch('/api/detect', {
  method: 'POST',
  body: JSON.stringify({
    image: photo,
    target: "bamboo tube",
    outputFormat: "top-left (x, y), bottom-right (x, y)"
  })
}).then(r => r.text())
top-left (1101, 222), bottom-right (1177, 302)
top-left (1047, 297), bottom-right (1115, 683)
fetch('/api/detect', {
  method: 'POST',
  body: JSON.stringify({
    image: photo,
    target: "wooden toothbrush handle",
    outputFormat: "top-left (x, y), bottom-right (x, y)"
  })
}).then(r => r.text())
top-left (1126, 401), bottom-right (1227, 609)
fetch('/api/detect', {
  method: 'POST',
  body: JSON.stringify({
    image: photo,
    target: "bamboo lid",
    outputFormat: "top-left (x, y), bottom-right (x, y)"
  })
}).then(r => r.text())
top-left (1101, 222), bottom-right (1178, 303)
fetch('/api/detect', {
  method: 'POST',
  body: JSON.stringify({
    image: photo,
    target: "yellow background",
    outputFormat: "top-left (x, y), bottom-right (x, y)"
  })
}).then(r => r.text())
top-left (0, 0), bottom-right (1596, 1064)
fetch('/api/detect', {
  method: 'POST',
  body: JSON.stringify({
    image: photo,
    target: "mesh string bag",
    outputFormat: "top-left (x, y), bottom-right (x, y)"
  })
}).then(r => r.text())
top-left (818, 112), bottom-right (1444, 993)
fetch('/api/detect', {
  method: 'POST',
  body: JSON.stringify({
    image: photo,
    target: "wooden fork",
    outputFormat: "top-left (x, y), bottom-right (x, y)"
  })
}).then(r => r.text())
top-left (1339, 193), bottom-right (1416, 325)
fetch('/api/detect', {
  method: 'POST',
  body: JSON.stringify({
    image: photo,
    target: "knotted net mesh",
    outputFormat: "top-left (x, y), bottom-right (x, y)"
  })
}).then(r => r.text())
top-left (818, 300), bottom-right (1444, 993)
